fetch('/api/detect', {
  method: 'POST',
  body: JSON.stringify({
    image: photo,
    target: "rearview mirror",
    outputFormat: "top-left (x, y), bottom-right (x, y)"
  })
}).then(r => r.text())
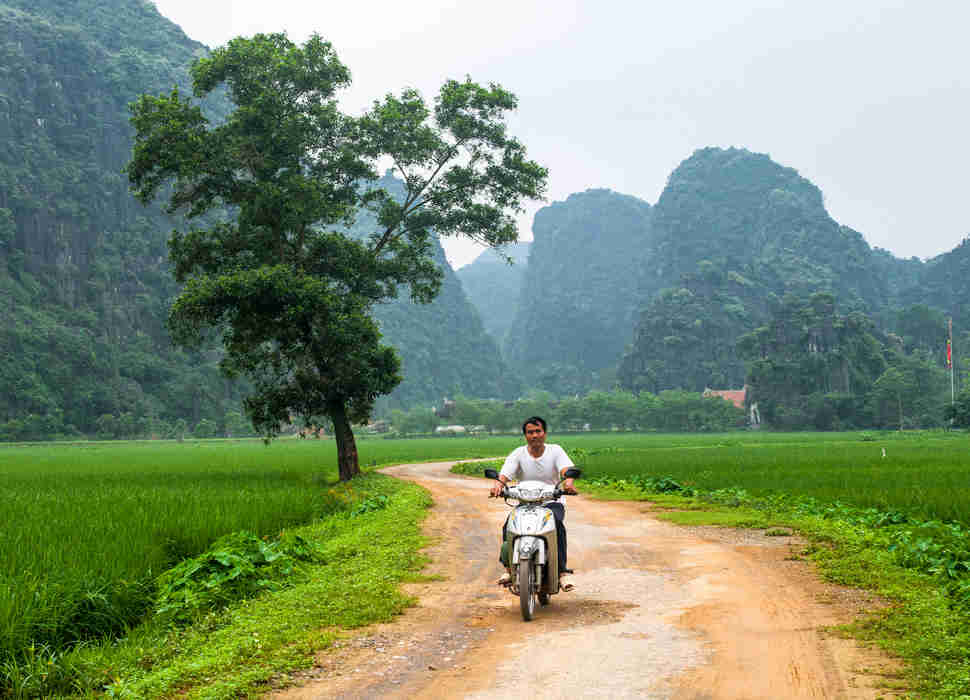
top-left (562, 467), bottom-right (582, 479)
top-left (484, 468), bottom-right (500, 480)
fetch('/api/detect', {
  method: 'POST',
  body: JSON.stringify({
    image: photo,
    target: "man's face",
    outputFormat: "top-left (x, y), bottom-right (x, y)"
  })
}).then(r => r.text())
top-left (524, 422), bottom-right (546, 450)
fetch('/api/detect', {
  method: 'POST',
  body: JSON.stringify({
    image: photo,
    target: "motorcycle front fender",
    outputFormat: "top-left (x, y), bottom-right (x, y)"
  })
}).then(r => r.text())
top-left (511, 535), bottom-right (546, 565)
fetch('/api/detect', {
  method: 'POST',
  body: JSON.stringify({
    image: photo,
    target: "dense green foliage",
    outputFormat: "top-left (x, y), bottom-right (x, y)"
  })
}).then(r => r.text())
top-left (620, 147), bottom-right (894, 394)
top-left (735, 293), bottom-right (951, 429)
top-left (0, 0), bottom-right (248, 440)
top-left (639, 147), bottom-right (896, 308)
top-left (945, 389), bottom-right (970, 427)
top-left (738, 293), bottom-right (885, 429)
top-left (619, 282), bottom-right (748, 393)
top-left (505, 189), bottom-right (652, 394)
top-left (455, 241), bottom-right (530, 349)
top-left (905, 236), bottom-right (970, 332)
top-left (4, 3), bottom-right (968, 444)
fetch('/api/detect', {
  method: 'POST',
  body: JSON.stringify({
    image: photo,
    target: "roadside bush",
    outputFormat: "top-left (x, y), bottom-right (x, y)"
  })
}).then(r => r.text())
top-left (155, 531), bottom-right (323, 624)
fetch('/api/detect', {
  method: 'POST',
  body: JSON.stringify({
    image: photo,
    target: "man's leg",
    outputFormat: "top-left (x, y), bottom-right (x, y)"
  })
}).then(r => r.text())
top-left (497, 514), bottom-right (512, 585)
top-left (547, 502), bottom-right (567, 572)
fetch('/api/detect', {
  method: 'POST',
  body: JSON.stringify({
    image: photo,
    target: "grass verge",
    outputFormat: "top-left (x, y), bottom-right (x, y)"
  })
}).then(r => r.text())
top-left (579, 478), bottom-right (970, 699)
top-left (6, 473), bottom-right (431, 699)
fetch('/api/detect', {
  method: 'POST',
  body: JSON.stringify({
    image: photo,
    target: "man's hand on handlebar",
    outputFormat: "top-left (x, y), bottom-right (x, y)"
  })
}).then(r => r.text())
top-left (489, 481), bottom-right (505, 498)
top-left (561, 478), bottom-right (578, 495)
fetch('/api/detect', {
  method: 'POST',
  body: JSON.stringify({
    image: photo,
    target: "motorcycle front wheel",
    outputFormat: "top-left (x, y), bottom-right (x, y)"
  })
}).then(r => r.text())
top-left (518, 559), bottom-right (536, 621)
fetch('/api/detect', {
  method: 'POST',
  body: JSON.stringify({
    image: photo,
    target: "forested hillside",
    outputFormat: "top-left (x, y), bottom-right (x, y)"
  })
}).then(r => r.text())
top-left (619, 148), bottom-right (918, 394)
top-left (455, 242), bottom-right (530, 350)
top-left (904, 237), bottom-right (970, 332)
top-left (358, 175), bottom-right (521, 409)
top-left (504, 189), bottom-right (652, 394)
top-left (0, 1), bottom-right (517, 440)
top-left (0, 0), bottom-right (243, 441)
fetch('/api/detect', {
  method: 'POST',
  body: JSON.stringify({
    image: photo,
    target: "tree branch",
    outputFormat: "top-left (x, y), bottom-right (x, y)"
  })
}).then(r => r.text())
top-left (371, 138), bottom-right (466, 256)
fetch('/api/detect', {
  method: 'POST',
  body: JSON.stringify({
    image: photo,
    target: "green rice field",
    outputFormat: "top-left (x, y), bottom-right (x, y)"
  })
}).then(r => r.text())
top-left (3, 430), bottom-right (970, 696)
top-left (559, 430), bottom-right (970, 523)
top-left (0, 436), bottom-right (519, 681)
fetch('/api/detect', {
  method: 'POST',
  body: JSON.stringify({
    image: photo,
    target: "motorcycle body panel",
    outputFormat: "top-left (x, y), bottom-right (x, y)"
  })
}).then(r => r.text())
top-left (504, 481), bottom-right (561, 595)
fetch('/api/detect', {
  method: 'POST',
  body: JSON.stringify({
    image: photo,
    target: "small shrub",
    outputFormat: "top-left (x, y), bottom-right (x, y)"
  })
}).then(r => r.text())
top-left (154, 531), bottom-right (321, 624)
top-left (765, 527), bottom-right (793, 537)
top-left (351, 494), bottom-right (389, 516)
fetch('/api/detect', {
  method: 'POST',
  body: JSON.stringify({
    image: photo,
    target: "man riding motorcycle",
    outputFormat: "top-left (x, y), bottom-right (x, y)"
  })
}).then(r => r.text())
top-left (489, 416), bottom-right (578, 591)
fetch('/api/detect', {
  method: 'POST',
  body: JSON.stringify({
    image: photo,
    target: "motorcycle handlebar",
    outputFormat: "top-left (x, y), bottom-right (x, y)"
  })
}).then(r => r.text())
top-left (494, 487), bottom-right (576, 501)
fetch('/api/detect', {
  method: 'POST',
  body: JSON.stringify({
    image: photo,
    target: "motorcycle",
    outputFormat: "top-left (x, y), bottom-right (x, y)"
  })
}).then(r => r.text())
top-left (485, 466), bottom-right (582, 621)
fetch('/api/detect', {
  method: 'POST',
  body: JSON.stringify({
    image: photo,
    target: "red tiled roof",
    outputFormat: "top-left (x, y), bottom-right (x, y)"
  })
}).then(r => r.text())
top-left (705, 388), bottom-right (746, 409)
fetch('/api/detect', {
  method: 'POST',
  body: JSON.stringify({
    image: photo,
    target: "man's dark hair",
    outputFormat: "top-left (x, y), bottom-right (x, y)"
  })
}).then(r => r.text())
top-left (522, 416), bottom-right (547, 434)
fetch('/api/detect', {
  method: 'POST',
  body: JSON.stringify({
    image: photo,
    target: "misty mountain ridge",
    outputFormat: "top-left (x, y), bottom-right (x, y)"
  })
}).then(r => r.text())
top-left (503, 188), bottom-right (653, 394)
top-left (0, 0), bottom-right (516, 439)
top-left (3, 0), bottom-right (967, 438)
top-left (455, 241), bottom-right (530, 347)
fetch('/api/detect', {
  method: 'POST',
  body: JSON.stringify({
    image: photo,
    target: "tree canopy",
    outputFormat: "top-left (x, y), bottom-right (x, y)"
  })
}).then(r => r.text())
top-left (126, 33), bottom-right (546, 479)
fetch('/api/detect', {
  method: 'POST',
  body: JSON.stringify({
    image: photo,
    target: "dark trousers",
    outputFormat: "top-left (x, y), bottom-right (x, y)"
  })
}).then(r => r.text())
top-left (501, 502), bottom-right (567, 571)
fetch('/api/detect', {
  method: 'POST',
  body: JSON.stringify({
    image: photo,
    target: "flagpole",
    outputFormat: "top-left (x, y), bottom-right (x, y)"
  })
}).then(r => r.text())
top-left (949, 318), bottom-right (955, 406)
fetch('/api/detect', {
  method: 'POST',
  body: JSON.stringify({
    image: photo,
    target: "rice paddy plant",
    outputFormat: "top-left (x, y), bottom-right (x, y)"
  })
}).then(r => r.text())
top-left (577, 431), bottom-right (970, 523)
top-left (0, 434), bottom-right (523, 681)
top-left (4, 429), bottom-right (968, 693)
top-left (0, 440), bottom-right (344, 672)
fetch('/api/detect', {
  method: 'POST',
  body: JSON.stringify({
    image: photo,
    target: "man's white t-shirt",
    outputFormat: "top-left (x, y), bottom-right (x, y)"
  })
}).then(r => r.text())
top-left (499, 444), bottom-right (574, 488)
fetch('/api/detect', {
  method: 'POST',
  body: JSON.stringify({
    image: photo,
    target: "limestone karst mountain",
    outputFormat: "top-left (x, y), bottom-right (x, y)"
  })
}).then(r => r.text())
top-left (0, 0), bottom-right (517, 437)
top-left (619, 147), bottom-right (923, 394)
top-left (503, 189), bottom-right (652, 395)
top-left (455, 242), bottom-right (530, 350)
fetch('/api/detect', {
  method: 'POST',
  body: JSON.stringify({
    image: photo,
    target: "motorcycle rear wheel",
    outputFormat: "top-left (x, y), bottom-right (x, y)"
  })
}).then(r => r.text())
top-left (518, 559), bottom-right (535, 621)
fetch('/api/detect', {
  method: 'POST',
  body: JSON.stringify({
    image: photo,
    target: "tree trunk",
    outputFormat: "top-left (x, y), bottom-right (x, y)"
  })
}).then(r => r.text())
top-left (330, 401), bottom-right (360, 481)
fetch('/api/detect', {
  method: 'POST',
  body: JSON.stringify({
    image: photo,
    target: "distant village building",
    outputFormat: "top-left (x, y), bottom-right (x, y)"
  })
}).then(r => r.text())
top-left (434, 398), bottom-right (457, 419)
top-left (703, 386), bottom-right (760, 427)
top-left (435, 425), bottom-right (467, 435)
top-left (703, 387), bottom-right (746, 409)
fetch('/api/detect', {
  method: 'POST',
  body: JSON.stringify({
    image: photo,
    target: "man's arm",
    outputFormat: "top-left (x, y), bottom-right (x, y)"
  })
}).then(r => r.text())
top-left (490, 449), bottom-right (520, 497)
top-left (489, 473), bottom-right (510, 498)
top-left (557, 447), bottom-right (578, 494)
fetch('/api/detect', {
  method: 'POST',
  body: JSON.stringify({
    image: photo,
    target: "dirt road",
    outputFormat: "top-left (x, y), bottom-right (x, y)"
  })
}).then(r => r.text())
top-left (274, 461), bottom-right (900, 699)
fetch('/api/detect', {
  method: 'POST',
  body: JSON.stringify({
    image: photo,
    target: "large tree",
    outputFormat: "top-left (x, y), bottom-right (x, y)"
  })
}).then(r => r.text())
top-left (127, 33), bottom-right (546, 479)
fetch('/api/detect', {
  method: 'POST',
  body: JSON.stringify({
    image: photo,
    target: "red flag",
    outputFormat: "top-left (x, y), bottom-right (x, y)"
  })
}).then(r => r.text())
top-left (949, 318), bottom-right (954, 368)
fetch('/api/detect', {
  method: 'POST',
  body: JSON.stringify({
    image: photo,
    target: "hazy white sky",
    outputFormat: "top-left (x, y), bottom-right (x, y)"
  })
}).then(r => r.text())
top-left (151, 0), bottom-right (970, 270)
